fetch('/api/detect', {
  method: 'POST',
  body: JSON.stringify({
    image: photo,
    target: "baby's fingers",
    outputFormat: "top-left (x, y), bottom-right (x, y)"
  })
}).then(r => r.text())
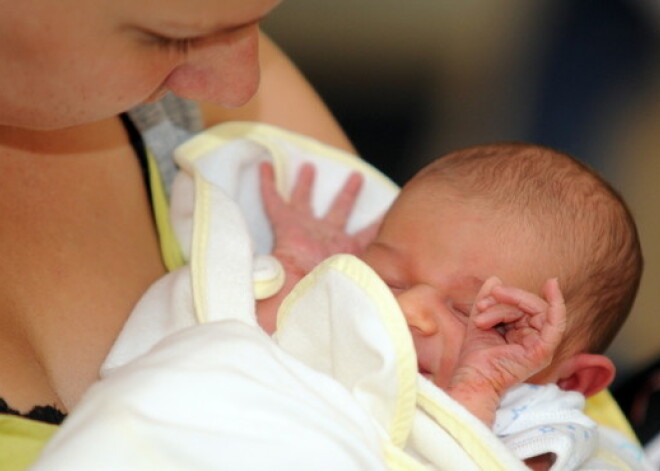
top-left (259, 161), bottom-right (285, 214)
top-left (477, 285), bottom-right (547, 320)
top-left (323, 172), bottom-right (364, 228)
top-left (540, 278), bottom-right (567, 347)
top-left (471, 304), bottom-right (527, 330)
top-left (290, 163), bottom-right (316, 207)
top-left (472, 276), bottom-right (503, 312)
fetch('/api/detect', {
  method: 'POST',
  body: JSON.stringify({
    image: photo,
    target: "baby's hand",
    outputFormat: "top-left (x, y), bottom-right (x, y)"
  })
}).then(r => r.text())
top-left (259, 162), bottom-right (379, 277)
top-left (447, 276), bottom-right (566, 425)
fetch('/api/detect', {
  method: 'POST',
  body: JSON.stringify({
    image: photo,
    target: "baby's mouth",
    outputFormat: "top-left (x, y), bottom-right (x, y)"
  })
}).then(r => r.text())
top-left (418, 362), bottom-right (433, 379)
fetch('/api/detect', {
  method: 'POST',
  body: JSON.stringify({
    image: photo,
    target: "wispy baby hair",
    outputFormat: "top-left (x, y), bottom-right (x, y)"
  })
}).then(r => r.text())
top-left (412, 142), bottom-right (643, 353)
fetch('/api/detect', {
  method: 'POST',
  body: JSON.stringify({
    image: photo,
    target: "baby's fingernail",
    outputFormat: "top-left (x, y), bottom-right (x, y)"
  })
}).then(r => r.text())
top-left (476, 296), bottom-right (495, 309)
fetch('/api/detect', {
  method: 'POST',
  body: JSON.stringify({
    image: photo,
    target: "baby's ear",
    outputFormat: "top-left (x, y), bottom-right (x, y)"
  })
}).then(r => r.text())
top-left (555, 353), bottom-right (616, 397)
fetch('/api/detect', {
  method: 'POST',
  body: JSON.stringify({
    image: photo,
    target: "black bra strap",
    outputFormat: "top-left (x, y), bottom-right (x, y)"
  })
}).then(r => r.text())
top-left (119, 112), bottom-right (152, 199)
top-left (0, 398), bottom-right (66, 425)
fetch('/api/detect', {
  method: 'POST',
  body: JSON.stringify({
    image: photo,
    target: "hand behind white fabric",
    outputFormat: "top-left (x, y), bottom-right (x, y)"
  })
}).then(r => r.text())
top-left (257, 162), bottom-right (382, 332)
top-left (259, 161), bottom-right (380, 275)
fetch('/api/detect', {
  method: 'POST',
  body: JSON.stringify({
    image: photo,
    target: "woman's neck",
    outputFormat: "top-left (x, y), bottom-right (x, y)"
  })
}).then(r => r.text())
top-left (0, 115), bottom-right (167, 411)
top-left (0, 117), bottom-right (124, 155)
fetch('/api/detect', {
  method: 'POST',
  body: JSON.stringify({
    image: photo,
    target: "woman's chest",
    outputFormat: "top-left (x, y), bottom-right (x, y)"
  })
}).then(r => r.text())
top-left (0, 142), bottom-right (167, 410)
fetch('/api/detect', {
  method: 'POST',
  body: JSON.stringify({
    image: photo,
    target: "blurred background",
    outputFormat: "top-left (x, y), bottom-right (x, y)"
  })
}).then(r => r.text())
top-left (264, 0), bottom-right (660, 441)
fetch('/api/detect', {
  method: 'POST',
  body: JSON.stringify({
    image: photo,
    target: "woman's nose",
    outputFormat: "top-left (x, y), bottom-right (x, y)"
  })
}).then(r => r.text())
top-left (164, 25), bottom-right (261, 108)
top-left (396, 285), bottom-right (439, 336)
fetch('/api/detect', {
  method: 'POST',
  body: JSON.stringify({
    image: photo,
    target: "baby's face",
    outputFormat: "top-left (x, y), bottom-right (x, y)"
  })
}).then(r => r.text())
top-left (360, 183), bottom-right (550, 388)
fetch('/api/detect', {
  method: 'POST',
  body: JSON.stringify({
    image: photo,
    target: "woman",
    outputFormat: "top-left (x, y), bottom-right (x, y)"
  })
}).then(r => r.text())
top-left (0, 0), bottom-right (355, 464)
top-left (0, 0), bottom-right (353, 411)
top-left (0, 0), bottom-right (640, 469)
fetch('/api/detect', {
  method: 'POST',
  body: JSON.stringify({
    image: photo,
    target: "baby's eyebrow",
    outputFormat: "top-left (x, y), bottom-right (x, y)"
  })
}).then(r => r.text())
top-left (453, 275), bottom-right (485, 292)
top-left (445, 276), bottom-right (486, 305)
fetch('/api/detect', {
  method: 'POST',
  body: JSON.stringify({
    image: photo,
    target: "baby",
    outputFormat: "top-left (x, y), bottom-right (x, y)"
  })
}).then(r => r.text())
top-left (35, 133), bottom-right (647, 471)
top-left (257, 142), bottom-right (642, 468)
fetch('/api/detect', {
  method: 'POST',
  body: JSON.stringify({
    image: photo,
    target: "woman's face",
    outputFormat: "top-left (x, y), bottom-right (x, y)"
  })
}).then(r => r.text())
top-left (0, 0), bottom-right (281, 129)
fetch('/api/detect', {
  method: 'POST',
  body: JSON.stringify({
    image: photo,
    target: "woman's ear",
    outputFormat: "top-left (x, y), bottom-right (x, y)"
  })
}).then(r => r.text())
top-left (555, 353), bottom-right (616, 397)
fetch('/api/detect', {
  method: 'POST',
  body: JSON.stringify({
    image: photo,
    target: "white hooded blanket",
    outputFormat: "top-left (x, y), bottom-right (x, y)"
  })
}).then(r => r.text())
top-left (31, 123), bottom-right (652, 471)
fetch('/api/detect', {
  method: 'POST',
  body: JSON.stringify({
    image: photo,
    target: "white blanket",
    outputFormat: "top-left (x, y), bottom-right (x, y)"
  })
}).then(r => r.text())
top-left (31, 123), bottom-right (652, 471)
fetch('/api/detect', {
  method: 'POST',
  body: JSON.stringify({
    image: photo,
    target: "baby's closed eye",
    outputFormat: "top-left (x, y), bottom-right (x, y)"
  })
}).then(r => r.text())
top-left (450, 302), bottom-right (473, 321)
top-left (384, 280), bottom-right (406, 294)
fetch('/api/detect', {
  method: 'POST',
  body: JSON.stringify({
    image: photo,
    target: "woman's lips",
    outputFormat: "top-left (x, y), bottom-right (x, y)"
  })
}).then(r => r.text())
top-left (142, 86), bottom-right (168, 104)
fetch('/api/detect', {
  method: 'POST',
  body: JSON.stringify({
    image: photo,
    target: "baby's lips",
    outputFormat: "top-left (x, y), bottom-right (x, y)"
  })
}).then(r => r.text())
top-left (417, 361), bottom-right (433, 380)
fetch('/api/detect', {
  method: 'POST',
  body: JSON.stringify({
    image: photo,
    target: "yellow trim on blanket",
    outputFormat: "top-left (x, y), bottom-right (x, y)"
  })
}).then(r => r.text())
top-left (382, 441), bottom-right (428, 470)
top-left (190, 172), bottom-right (212, 324)
top-left (174, 121), bottom-right (399, 195)
top-left (417, 387), bottom-right (513, 471)
top-left (277, 254), bottom-right (417, 448)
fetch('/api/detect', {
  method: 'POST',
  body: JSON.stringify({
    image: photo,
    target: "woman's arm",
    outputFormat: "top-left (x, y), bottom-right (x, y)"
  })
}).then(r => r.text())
top-left (200, 31), bottom-right (355, 153)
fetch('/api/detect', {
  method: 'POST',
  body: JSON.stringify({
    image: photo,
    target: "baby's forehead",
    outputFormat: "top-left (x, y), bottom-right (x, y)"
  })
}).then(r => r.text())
top-left (441, 274), bottom-right (488, 298)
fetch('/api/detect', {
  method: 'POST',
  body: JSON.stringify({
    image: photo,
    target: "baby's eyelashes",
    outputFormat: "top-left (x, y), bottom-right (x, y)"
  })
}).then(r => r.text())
top-left (450, 302), bottom-right (473, 321)
top-left (381, 277), bottom-right (407, 294)
top-left (386, 283), bottom-right (406, 295)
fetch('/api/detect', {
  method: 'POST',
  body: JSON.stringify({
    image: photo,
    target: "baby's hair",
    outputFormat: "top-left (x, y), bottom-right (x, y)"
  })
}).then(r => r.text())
top-left (411, 142), bottom-right (643, 354)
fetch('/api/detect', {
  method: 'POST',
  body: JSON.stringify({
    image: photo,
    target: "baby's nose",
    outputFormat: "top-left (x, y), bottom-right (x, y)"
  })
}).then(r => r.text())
top-left (396, 285), bottom-right (439, 336)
